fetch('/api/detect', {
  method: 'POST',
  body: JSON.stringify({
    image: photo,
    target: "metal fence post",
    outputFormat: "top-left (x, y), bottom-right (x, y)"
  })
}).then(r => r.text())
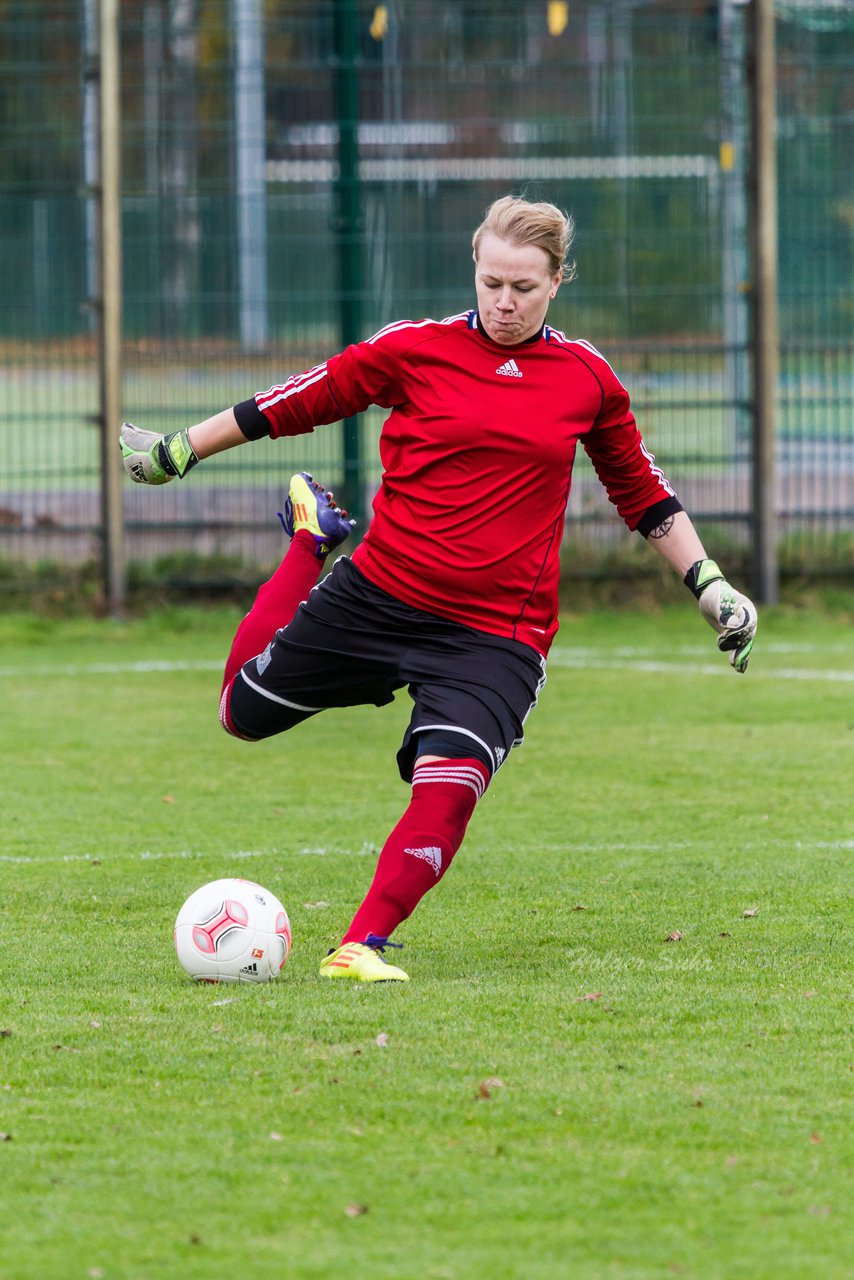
top-left (748, 0), bottom-right (779, 604)
top-left (233, 0), bottom-right (269, 350)
top-left (97, 0), bottom-right (126, 616)
top-left (333, 0), bottom-right (364, 525)
top-left (718, 0), bottom-right (751, 454)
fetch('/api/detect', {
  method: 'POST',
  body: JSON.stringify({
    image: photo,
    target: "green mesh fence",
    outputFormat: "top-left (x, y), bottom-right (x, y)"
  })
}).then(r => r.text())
top-left (1, 0), bottom-right (852, 596)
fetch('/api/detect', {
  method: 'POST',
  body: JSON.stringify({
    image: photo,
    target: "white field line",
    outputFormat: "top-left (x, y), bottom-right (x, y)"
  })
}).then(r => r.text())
top-left (534, 839), bottom-right (854, 853)
top-left (547, 651), bottom-right (854, 682)
top-left (2, 838), bottom-right (851, 867)
top-left (569, 641), bottom-right (854, 656)
top-left (0, 646), bottom-right (851, 682)
top-left (0, 659), bottom-right (225, 677)
top-left (0, 844), bottom-right (379, 866)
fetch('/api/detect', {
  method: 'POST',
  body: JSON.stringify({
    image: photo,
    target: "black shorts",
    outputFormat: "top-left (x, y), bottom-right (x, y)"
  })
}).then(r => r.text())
top-left (226, 558), bottom-right (547, 782)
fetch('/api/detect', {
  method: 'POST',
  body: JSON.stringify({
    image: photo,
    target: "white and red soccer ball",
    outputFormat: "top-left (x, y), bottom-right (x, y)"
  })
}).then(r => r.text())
top-left (174, 878), bottom-right (291, 983)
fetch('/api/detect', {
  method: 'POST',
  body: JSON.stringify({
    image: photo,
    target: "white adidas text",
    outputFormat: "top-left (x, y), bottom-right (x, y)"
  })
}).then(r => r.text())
top-left (404, 846), bottom-right (443, 876)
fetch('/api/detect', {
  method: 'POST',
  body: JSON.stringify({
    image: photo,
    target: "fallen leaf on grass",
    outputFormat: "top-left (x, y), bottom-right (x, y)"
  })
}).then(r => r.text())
top-left (476, 1077), bottom-right (505, 1099)
top-left (665, 931), bottom-right (684, 943)
top-left (574, 992), bottom-right (603, 1002)
top-left (375, 1033), bottom-right (389, 1048)
top-left (303, 901), bottom-right (329, 910)
top-left (0, 1028), bottom-right (13, 1038)
top-left (269, 1132), bottom-right (283, 1142)
top-left (572, 904), bottom-right (588, 911)
top-left (162, 795), bottom-right (175, 804)
top-left (212, 998), bottom-right (238, 1007)
top-left (809, 1132), bottom-right (823, 1145)
top-left (345, 1203), bottom-right (369, 1217)
top-left (0, 1132), bottom-right (12, 1141)
top-left (742, 907), bottom-right (759, 918)
top-left (808, 1205), bottom-right (832, 1217)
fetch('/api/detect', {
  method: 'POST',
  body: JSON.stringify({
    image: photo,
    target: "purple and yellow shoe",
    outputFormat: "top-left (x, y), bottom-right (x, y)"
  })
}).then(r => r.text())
top-left (319, 935), bottom-right (409, 982)
top-left (278, 472), bottom-right (355, 559)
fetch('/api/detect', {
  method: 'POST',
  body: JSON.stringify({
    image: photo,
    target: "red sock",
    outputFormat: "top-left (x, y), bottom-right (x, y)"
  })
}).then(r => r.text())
top-left (221, 531), bottom-right (322, 693)
top-left (342, 757), bottom-right (490, 944)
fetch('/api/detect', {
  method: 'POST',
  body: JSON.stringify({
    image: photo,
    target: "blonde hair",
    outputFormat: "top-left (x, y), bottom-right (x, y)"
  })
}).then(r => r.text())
top-left (472, 195), bottom-right (577, 282)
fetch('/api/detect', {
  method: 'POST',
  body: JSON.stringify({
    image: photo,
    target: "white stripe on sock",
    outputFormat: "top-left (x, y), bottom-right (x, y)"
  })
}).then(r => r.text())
top-left (412, 765), bottom-right (487, 798)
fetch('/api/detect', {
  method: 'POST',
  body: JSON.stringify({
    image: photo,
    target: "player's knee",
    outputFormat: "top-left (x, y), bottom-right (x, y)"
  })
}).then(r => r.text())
top-left (410, 756), bottom-right (490, 831)
top-left (218, 678), bottom-right (271, 742)
top-left (221, 671), bottom-right (315, 741)
top-left (219, 684), bottom-right (258, 740)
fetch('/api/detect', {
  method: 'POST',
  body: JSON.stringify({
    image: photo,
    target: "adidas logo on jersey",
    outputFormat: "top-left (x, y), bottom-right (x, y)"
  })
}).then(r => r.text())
top-left (496, 358), bottom-right (523, 378)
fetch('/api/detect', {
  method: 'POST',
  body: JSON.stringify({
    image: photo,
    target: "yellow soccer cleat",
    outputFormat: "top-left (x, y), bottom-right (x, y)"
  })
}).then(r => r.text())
top-left (278, 471), bottom-right (355, 559)
top-left (319, 936), bottom-right (409, 982)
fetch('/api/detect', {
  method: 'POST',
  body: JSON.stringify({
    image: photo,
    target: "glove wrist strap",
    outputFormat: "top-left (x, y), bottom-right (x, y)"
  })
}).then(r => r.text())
top-left (157, 430), bottom-right (199, 479)
top-left (684, 558), bottom-right (725, 600)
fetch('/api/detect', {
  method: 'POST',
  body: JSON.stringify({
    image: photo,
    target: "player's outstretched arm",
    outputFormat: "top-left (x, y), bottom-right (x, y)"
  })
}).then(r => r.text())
top-left (643, 509), bottom-right (758, 673)
top-left (119, 408), bottom-right (249, 485)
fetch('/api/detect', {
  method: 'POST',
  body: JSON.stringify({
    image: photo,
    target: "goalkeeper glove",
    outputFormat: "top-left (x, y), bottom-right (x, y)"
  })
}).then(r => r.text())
top-left (119, 422), bottom-right (199, 485)
top-left (685, 559), bottom-right (757, 674)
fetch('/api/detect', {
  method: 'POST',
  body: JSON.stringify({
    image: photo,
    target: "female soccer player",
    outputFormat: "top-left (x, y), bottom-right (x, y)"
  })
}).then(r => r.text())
top-left (121, 195), bottom-right (757, 982)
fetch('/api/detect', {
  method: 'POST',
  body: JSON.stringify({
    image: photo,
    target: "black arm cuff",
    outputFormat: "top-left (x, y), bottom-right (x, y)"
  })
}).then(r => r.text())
top-left (637, 496), bottom-right (684, 539)
top-left (233, 398), bottom-right (271, 441)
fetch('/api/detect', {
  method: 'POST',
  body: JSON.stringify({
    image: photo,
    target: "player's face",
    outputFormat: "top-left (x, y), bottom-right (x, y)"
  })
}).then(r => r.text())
top-left (475, 234), bottom-right (561, 345)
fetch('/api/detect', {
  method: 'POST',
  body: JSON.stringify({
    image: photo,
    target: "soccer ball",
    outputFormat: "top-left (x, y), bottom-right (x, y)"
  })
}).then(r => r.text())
top-left (174, 878), bottom-right (291, 983)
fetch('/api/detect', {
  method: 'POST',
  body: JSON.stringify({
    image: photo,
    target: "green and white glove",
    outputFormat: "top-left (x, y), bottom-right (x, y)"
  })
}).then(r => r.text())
top-left (119, 422), bottom-right (200, 485)
top-left (685, 559), bottom-right (757, 674)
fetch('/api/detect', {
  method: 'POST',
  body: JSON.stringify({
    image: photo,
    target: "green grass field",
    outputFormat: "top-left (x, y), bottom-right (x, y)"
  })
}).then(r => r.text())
top-left (1, 602), bottom-right (852, 1279)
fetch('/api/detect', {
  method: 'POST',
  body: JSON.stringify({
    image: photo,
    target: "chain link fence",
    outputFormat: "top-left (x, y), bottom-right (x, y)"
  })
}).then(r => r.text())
top-left (1, 0), bottom-right (852, 604)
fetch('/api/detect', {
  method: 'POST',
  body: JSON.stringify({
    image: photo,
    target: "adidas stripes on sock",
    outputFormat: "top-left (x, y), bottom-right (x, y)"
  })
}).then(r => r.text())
top-left (342, 756), bottom-right (491, 944)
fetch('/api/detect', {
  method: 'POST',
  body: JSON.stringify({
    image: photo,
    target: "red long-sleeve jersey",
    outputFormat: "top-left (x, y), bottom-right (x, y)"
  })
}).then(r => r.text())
top-left (243, 310), bottom-right (677, 656)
